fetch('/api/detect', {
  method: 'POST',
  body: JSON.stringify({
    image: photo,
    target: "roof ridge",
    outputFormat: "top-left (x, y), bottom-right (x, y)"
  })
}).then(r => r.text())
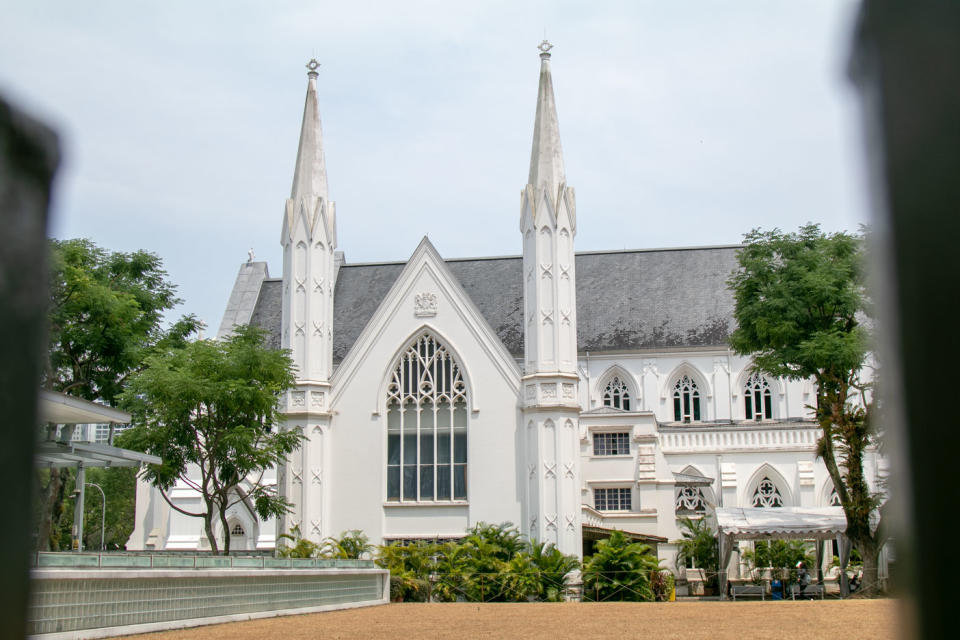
top-left (335, 243), bottom-right (742, 268)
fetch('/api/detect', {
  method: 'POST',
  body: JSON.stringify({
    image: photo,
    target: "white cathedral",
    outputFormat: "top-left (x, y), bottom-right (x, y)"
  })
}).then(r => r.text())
top-left (130, 45), bottom-right (883, 574)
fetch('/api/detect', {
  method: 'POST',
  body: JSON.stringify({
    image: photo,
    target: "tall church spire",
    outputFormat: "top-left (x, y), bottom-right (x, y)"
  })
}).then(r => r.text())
top-left (520, 41), bottom-right (581, 560)
top-left (290, 59), bottom-right (329, 202)
top-left (528, 40), bottom-right (565, 188)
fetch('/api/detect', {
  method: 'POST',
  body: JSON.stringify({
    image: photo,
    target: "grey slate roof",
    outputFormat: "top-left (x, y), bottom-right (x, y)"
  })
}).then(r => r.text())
top-left (247, 245), bottom-right (741, 363)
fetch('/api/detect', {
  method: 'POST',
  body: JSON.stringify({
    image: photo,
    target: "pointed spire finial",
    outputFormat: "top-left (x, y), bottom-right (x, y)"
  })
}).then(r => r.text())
top-left (528, 40), bottom-right (565, 188)
top-left (291, 59), bottom-right (329, 201)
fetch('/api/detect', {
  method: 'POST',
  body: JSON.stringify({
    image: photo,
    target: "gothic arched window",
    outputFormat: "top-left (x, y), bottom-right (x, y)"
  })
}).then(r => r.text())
top-left (387, 334), bottom-right (467, 502)
top-left (676, 487), bottom-right (707, 514)
top-left (673, 375), bottom-right (701, 422)
top-left (744, 373), bottom-right (773, 420)
top-left (752, 477), bottom-right (784, 508)
top-left (602, 376), bottom-right (631, 411)
top-left (829, 488), bottom-right (842, 507)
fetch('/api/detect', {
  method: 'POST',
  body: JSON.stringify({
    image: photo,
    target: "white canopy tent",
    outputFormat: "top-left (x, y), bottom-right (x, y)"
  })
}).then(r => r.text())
top-left (715, 506), bottom-right (851, 598)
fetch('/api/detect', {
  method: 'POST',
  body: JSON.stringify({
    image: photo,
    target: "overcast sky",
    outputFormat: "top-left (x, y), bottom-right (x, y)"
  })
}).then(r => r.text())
top-left (1, 1), bottom-right (869, 333)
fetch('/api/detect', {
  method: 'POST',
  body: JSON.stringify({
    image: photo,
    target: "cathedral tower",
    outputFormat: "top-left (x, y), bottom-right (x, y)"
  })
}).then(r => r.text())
top-left (279, 59), bottom-right (335, 543)
top-left (520, 42), bottom-right (582, 557)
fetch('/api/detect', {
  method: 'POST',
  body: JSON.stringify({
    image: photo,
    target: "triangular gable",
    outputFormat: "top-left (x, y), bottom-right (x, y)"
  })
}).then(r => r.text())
top-left (330, 237), bottom-right (521, 408)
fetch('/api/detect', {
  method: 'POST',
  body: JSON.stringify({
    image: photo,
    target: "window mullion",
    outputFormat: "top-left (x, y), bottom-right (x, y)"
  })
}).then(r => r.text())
top-left (399, 363), bottom-right (405, 501)
top-left (416, 399), bottom-right (422, 502)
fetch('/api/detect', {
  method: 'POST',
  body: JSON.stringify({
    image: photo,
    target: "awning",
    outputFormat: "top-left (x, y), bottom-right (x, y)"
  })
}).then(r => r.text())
top-left (39, 389), bottom-right (131, 425)
top-left (35, 440), bottom-right (160, 468)
top-left (35, 390), bottom-right (158, 468)
top-left (715, 506), bottom-right (846, 540)
top-left (582, 525), bottom-right (667, 546)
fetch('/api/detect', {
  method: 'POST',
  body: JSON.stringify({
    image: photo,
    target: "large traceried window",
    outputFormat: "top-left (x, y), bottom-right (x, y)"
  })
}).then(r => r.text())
top-left (673, 375), bottom-right (701, 422)
top-left (602, 376), bottom-right (631, 410)
top-left (387, 334), bottom-right (467, 502)
top-left (752, 477), bottom-right (784, 508)
top-left (744, 373), bottom-right (773, 420)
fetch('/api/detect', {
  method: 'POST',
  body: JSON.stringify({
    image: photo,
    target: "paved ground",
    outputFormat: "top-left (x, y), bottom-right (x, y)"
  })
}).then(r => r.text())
top-left (124, 599), bottom-right (900, 640)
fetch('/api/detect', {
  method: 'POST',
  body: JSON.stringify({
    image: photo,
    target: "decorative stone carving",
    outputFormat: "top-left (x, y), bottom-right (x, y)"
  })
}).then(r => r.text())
top-left (292, 467), bottom-right (303, 485)
top-left (544, 462), bottom-right (557, 479)
top-left (721, 463), bottom-right (737, 488)
top-left (414, 292), bottom-right (438, 317)
top-left (311, 519), bottom-right (322, 536)
top-left (310, 391), bottom-right (324, 409)
top-left (564, 462), bottom-right (576, 479)
top-left (565, 514), bottom-right (576, 531)
top-left (636, 445), bottom-right (656, 481)
top-left (526, 385), bottom-right (536, 400)
top-left (545, 514), bottom-right (558, 531)
top-left (311, 466), bottom-right (322, 485)
top-left (528, 463), bottom-right (536, 478)
top-left (541, 383), bottom-right (557, 400)
top-left (562, 383), bottom-right (575, 399)
top-left (752, 477), bottom-right (784, 508)
top-left (291, 391), bottom-right (305, 407)
top-left (676, 487), bottom-right (707, 513)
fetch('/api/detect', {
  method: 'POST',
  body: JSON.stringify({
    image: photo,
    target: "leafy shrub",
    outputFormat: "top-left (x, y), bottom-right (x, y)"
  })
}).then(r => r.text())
top-left (582, 530), bottom-right (661, 601)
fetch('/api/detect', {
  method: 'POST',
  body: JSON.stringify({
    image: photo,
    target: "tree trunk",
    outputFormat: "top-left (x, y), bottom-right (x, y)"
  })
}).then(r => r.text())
top-left (203, 510), bottom-right (219, 554)
top-left (858, 539), bottom-right (881, 596)
top-left (36, 468), bottom-right (69, 551)
top-left (218, 505), bottom-right (231, 555)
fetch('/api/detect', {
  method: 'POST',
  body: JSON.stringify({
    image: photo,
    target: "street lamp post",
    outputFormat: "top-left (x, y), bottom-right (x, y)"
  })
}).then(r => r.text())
top-left (85, 482), bottom-right (106, 551)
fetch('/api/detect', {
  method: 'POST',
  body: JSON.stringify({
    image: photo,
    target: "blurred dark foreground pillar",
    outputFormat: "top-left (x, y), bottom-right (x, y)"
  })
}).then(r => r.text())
top-left (0, 96), bottom-right (59, 639)
top-left (849, 1), bottom-right (960, 638)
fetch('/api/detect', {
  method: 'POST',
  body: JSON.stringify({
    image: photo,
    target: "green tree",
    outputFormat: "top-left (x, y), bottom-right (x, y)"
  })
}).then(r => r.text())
top-left (38, 238), bottom-right (200, 550)
top-left (119, 325), bottom-right (302, 554)
top-left (582, 530), bottom-right (661, 601)
top-left (728, 224), bottom-right (883, 592)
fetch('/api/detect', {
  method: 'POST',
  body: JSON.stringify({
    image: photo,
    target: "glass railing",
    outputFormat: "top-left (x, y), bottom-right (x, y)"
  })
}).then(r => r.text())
top-left (32, 551), bottom-right (375, 570)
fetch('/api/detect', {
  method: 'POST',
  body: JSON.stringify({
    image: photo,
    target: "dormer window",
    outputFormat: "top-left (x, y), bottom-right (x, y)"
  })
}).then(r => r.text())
top-left (744, 373), bottom-right (772, 420)
top-left (602, 376), bottom-right (631, 411)
top-left (673, 375), bottom-right (701, 423)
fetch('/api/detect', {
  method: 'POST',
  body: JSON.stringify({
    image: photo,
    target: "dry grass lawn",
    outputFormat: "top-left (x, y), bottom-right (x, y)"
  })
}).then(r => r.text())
top-left (124, 600), bottom-right (900, 640)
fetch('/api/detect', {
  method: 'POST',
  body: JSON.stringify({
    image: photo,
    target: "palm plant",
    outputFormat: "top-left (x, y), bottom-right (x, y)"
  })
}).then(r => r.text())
top-left (583, 530), bottom-right (661, 601)
top-left (742, 539), bottom-right (813, 584)
top-left (276, 525), bottom-right (323, 558)
top-left (327, 529), bottom-right (374, 559)
top-left (376, 541), bottom-right (435, 601)
top-left (674, 517), bottom-right (720, 591)
top-left (528, 540), bottom-right (580, 601)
